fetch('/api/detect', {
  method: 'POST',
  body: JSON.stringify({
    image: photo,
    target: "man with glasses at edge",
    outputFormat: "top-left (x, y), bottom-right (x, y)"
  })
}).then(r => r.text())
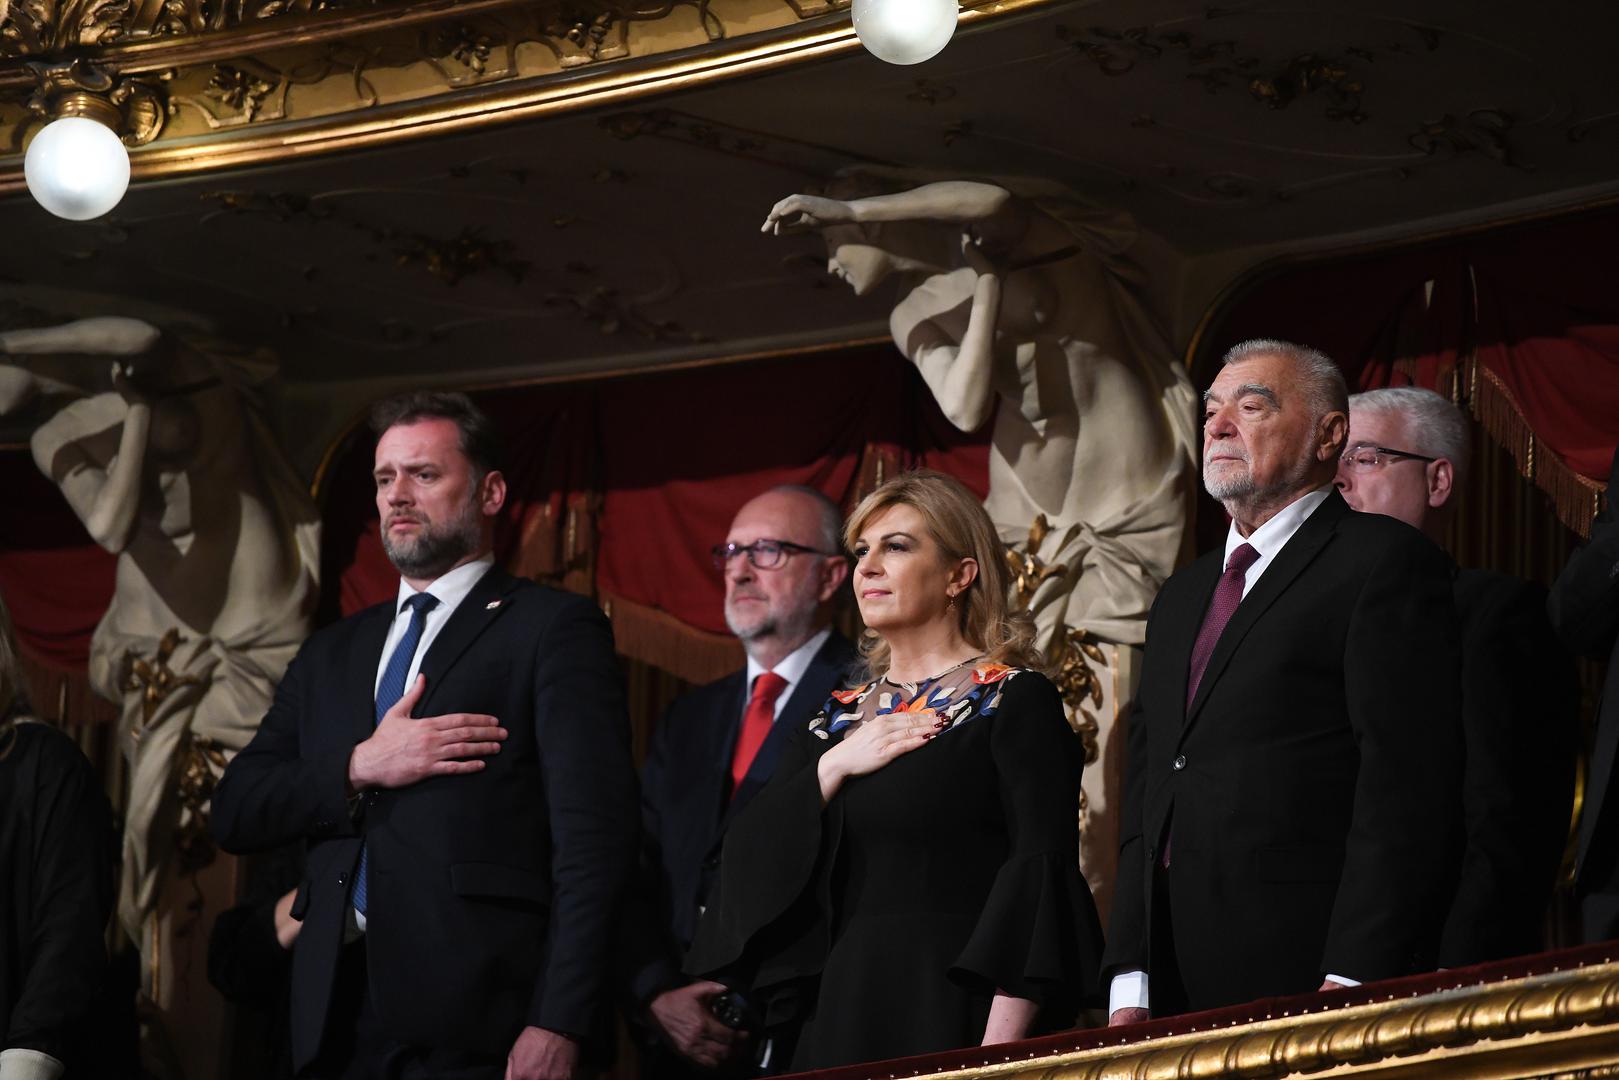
top-left (620, 486), bottom-right (856, 1078)
top-left (1337, 387), bottom-right (1578, 965)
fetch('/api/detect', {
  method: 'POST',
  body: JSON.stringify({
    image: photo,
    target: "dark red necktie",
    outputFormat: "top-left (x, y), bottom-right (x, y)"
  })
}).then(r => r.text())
top-left (730, 672), bottom-right (789, 796)
top-left (1185, 543), bottom-right (1260, 711)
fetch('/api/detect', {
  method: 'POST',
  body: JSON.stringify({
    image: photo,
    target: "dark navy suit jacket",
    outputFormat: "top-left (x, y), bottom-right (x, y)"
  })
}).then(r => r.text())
top-left (212, 569), bottom-right (640, 1071)
top-left (621, 632), bottom-right (857, 1007)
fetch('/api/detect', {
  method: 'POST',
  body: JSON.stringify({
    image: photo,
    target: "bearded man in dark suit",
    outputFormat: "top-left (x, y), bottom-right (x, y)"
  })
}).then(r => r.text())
top-left (1103, 340), bottom-right (1464, 1023)
top-left (621, 486), bottom-right (855, 1077)
top-left (1337, 387), bottom-right (1578, 965)
top-left (213, 392), bottom-right (639, 1079)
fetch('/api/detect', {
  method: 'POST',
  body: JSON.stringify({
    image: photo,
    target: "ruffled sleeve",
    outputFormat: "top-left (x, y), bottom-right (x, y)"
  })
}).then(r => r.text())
top-left (949, 672), bottom-right (1103, 1009)
top-left (684, 709), bottom-right (836, 995)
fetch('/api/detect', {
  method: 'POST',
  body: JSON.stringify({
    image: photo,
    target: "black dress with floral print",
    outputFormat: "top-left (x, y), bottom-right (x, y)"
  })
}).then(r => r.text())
top-left (687, 663), bottom-right (1102, 1071)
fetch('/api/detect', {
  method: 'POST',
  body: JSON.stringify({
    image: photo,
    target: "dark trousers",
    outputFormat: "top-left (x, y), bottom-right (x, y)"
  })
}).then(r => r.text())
top-left (1149, 859), bottom-right (1190, 1018)
top-left (306, 939), bottom-right (505, 1080)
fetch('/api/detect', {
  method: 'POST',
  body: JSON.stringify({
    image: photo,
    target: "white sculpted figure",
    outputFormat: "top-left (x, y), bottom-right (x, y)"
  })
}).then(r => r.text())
top-left (764, 175), bottom-right (1198, 913)
top-left (0, 316), bottom-right (318, 1010)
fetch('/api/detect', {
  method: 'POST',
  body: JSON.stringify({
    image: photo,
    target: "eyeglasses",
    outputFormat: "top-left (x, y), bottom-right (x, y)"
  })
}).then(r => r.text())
top-left (711, 539), bottom-right (839, 571)
top-left (1339, 444), bottom-right (1439, 471)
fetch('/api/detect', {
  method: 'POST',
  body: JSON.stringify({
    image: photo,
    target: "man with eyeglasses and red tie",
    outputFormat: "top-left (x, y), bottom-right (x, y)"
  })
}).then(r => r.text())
top-left (620, 486), bottom-right (856, 1078)
top-left (1337, 386), bottom-right (1578, 966)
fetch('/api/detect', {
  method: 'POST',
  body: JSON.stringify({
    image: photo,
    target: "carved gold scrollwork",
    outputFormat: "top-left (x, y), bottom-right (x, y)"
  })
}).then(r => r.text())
top-left (909, 961), bottom-right (1619, 1079)
top-left (0, 0), bottom-right (380, 56)
top-left (24, 57), bottom-right (167, 143)
top-left (125, 627), bottom-right (203, 736)
top-left (1003, 514), bottom-right (1103, 804)
top-left (172, 731), bottom-right (228, 875)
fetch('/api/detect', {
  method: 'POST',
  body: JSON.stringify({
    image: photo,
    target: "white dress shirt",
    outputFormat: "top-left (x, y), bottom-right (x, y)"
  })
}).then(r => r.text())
top-left (353, 554), bottom-right (496, 934)
top-left (1109, 487), bottom-right (1358, 1017)
top-left (744, 626), bottom-right (832, 720)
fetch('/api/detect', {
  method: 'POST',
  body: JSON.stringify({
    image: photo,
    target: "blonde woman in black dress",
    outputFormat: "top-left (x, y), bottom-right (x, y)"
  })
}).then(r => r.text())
top-left (689, 470), bottom-right (1101, 1069)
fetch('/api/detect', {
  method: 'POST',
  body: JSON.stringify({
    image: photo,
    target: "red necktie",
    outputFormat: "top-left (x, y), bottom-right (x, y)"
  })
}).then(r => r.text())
top-left (730, 672), bottom-right (789, 796)
top-left (1185, 543), bottom-right (1261, 711)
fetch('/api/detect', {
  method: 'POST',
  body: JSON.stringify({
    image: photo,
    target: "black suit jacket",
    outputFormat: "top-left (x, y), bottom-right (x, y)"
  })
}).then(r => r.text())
top-left (621, 632), bottom-right (858, 1007)
top-left (1439, 568), bottom-right (1578, 965)
top-left (212, 568), bottom-right (640, 1072)
top-left (1548, 444), bottom-right (1619, 886)
top-left (1102, 490), bottom-right (1464, 1012)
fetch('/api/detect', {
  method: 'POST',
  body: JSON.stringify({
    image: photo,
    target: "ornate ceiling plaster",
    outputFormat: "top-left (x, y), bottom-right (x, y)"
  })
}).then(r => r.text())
top-left (0, 0), bottom-right (1615, 468)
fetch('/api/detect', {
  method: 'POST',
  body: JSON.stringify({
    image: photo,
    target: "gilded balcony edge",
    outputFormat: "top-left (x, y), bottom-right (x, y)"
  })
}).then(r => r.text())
top-left (0, 0), bottom-right (1054, 195)
top-left (883, 960), bottom-right (1619, 1080)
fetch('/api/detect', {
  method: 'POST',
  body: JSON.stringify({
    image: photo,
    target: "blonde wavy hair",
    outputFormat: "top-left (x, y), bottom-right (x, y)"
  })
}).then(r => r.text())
top-left (0, 592), bottom-right (30, 761)
top-left (845, 470), bottom-right (1041, 680)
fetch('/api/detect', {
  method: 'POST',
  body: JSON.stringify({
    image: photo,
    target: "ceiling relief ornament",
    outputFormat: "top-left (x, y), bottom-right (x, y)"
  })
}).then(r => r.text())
top-left (0, 0), bottom-right (377, 56)
top-left (0, 0), bottom-right (1051, 189)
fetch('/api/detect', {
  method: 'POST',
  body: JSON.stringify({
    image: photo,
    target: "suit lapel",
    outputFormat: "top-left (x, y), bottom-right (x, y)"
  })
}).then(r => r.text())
top-left (1183, 492), bottom-right (1348, 729)
top-left (348, 602), bottom-right (395, 745)
top-left (724, 637), bottom-right (852, 824)
top-left (1165, 555), bottom-right (1223, 723)
top-left (414, 567), bottom-right (519, 716)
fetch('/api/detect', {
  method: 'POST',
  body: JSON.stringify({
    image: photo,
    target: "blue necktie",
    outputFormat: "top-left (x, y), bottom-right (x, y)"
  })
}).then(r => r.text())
top-left (353, 591), bottom-right (439, 916)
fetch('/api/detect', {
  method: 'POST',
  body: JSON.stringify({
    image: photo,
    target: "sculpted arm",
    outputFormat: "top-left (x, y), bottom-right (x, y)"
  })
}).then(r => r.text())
top-left (762, 181), bottom-right (1015, 232)
top-left (895, 252), bottom-right (1002, 433)
top-left (0, 316), bottom-right (161, 357)
top-left (0, 318), bottom-right (163, 415)
top-left (30, 386), bottom-right (150, 554)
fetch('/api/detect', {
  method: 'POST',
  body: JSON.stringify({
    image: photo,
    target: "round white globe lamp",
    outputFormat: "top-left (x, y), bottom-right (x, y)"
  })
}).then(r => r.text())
top-left (851, 0), bottom-right (959, 65)
top-left (25, 97), bottom-right (130, 221)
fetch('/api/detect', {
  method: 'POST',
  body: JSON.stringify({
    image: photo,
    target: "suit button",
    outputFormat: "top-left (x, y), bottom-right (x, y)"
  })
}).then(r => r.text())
top-left (337, 872), bottom-right (348, 886)
top-left (1172, 755), bottom-right (1187, 771)
top-left (315, 820), bottom-right (331, 831)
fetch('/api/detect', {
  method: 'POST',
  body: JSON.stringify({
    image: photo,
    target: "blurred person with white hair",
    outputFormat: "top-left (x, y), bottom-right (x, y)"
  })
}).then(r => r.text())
top-left (1339, 386), bottom-right (1579, 963)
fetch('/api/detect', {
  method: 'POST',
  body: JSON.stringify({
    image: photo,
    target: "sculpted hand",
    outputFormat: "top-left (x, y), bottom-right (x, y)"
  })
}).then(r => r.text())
top-left (817, 713), bottom-right (935, 801)
top-left (506, 1026), bottom-right (578, 1080)
top-left (762, 194), bottom-right (858, 234)
top-left (649, 981), bottom-right (745, 1068)
top-left (347, 674), bottom-right (506, 791)
top-left (109, 359), bottom-right (151, 406)
top-left (1108, 1007), bottom-right (1150, 1027)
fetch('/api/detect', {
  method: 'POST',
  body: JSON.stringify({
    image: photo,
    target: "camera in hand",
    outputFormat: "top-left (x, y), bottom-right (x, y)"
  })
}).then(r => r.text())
top-left (709, 988), bottom-right (760, 1031)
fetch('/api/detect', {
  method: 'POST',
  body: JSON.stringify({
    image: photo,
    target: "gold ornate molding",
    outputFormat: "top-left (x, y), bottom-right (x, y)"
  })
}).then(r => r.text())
top-left (0, 0), bottom-right (1058, 191)
top-left (906, 960), bottom-right (1619, 1080)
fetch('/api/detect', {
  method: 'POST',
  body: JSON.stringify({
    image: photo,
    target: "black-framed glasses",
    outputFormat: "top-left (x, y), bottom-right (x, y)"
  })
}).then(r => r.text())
top-left (1339, 444), bottom-right (1440, 471)
top-left (711, 539), bottom-right (838, 571)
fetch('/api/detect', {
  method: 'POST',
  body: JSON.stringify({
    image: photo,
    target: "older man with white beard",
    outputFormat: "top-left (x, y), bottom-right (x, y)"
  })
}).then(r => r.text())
top-left (1102, 340), bottom-right (1464, 1021)
top-left (621, 487), bottom-right (856, 1078)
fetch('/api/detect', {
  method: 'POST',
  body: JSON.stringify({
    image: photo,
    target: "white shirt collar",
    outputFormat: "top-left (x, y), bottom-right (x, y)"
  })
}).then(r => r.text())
top-left (1224, 486), bottom-right (1332, 567)
top-left (746, 626), bottom-right (833, 692)
top-left (394, 554), bottom-right (496, 617)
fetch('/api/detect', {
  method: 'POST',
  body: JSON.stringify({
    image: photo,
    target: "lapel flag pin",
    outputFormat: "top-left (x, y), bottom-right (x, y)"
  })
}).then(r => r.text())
top-left (486, 600), bottom-right (502, 610)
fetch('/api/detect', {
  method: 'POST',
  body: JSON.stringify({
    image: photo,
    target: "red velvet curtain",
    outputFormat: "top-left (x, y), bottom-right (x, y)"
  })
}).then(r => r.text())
top-left (0, 452), bottom-right (116, 671)
top-left (316, 345), bottom-right (989, 680)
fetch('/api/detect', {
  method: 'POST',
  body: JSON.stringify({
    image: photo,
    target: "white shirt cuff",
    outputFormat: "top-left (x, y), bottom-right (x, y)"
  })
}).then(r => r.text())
top-left (0, 1048), bottom-right (66, 1080)
top-left (1108, 969), bottom-right (1150, 1015)
top-left (1323, 974), bottom-right (1360, 987)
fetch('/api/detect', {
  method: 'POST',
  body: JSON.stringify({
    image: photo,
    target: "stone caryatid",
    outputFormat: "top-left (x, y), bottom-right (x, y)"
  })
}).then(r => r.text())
top-left (764, 174), bottom-right (1198, 915)
top-left (0, 316), bottom-right (318, 1058)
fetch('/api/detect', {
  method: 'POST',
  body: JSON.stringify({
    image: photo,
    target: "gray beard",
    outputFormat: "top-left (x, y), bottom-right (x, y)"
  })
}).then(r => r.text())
top-left (726, 601), bottom-right (820, 653)
top-left (1204, 456), bottom-right (1317, 523)
top-left (382, 503), bottom-right (481, 580)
